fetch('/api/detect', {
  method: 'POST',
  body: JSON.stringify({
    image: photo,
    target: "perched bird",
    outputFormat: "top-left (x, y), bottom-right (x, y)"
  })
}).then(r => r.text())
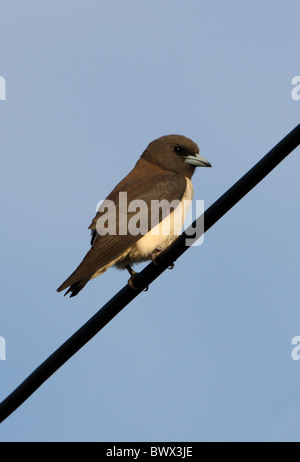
top-left (57, 135), bottom-right (211, 297)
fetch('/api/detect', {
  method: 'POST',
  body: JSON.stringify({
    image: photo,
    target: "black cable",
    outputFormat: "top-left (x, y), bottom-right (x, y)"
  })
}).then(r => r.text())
top-left (1, 124), bottom-right (299, 424)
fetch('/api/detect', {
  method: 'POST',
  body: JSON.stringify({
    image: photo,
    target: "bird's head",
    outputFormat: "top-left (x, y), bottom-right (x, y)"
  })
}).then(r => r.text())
top-left (141, 134), bottom-right (211, 178)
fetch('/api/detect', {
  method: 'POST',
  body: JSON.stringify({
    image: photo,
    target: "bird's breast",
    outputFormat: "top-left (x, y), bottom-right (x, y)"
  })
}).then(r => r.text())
top-left (127, 177), bottom-right (194, 261)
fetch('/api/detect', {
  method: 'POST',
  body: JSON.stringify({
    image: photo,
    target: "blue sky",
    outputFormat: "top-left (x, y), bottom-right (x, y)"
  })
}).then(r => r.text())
top-left (0, 0), bottom-right (299, 442)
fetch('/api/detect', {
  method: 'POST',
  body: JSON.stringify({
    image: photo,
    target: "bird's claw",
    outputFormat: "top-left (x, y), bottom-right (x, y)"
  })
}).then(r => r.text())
top-left (152, 248), bottom-right (175, 271)
top-left (152, 248), bottom-right (163, 266)
top-left (126, 265), bottom-right (139, 290)
top-left (128, 276), bottom-right (138, 290)
top-left (128, 276), bottom-right (149, 292)
top-left (126, 266), bottom-right (149, 291)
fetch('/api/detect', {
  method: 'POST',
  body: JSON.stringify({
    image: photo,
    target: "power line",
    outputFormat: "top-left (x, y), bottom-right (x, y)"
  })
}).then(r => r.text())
top-left (1, 124), bottom-right (299, 423)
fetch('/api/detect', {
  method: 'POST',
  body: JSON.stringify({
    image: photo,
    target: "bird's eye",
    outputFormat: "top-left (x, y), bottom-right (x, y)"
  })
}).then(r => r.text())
top-left (173, 146), bottom-right (182, 154)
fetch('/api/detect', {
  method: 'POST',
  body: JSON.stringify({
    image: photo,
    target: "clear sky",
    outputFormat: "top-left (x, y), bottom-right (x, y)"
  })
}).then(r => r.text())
top-left (0, 0), bottom-right (299, 442)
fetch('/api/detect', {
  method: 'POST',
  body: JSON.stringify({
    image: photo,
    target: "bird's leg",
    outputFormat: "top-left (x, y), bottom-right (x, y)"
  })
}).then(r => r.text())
top-left (126, 264), bottom-right (138, 289)
top-left (125, 265), bottom-right (139, 290)
top-left (125, 264), bottom-right (136, 277)
top-left (151, 248), bottom-right (175, 270)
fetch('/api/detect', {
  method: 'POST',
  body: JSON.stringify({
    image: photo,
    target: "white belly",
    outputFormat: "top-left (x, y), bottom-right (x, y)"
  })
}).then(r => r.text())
top-left (127, 177), bottom-right (194, 261)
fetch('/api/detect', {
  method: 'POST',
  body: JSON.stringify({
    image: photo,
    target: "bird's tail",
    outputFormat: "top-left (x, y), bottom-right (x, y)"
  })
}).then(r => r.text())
top-left (57, 275), bottom-right (91, 298)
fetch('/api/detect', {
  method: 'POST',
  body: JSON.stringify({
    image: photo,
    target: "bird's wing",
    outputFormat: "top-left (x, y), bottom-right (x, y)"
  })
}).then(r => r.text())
top-left (57, 171), bottom-right (187, 292)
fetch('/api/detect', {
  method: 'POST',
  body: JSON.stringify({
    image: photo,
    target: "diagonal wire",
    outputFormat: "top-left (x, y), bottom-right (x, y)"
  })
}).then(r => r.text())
top-left (0, 124), bottom-right (299, 424)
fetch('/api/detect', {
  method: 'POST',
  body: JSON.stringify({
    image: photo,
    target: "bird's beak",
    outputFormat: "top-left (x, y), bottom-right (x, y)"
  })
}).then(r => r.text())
top-left (184, 153), bottom-right (212, 168)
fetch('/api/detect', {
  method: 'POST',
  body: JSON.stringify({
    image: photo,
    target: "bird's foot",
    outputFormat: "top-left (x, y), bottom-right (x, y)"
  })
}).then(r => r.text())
top-left (128, 276), bottom-right (138, 290)
top-left (126, 265), bottom-right (138, 289)
top-left (126, 265), bottom-right (148, 291)
top-left (152, 249), bottom-right (175, 271)
top-left (151, 248), bottom-right (163, 266)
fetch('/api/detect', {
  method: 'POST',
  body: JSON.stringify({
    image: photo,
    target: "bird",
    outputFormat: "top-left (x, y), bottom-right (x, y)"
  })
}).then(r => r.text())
top-left (57, 134), bottom-right (211, 297)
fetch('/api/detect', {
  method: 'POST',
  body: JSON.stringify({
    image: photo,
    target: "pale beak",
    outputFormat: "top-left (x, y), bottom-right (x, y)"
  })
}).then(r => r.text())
top-left (184, 153), bottom-right (212, 168)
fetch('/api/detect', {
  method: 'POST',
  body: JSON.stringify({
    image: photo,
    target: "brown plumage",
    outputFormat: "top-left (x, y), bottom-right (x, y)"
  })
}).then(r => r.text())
top-left (57, 135), bottom-right (211, 297)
